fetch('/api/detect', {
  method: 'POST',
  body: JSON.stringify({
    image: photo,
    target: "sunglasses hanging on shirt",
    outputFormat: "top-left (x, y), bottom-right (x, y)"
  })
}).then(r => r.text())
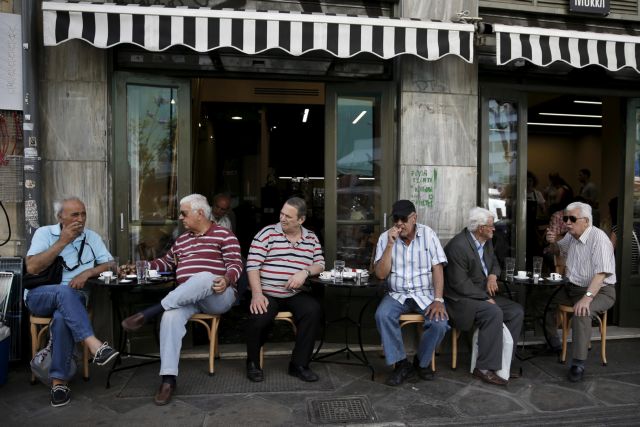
top-left (61, 236), bottom-right (92, 271)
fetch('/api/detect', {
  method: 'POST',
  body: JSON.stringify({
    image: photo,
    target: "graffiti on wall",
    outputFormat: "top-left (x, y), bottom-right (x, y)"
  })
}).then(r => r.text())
top-left (409, 167), bottom-right (437, 208)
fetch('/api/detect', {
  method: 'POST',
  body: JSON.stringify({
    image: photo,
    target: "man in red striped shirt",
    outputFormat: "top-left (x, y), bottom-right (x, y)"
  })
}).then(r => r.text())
top-left (121, 194), bottom-right (243, 405)
top-left (245, 197), bottom-right (325, 383)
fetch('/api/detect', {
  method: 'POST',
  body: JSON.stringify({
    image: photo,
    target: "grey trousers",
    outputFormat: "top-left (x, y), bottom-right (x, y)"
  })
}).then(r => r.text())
top-left (544, 284), bottom-right (616, 361)
top-left (474, 295), bottom-right (524, 371)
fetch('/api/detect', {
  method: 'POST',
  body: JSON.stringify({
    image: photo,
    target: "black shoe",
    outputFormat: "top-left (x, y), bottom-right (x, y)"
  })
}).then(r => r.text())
top-left (413, 355), bottom-right (434, 381)
top-left (385, 359), bottom-right (415, 386)
top-left (568, 365), bottom-right (584, 382)
top-left (93, 342), bottom-right (119, 366)
top-left (246, 360), bottom-right (264, 382)
top-left (288, 362), bottom-right (319, 382)
top-left (50, 384), bottom-right (71, 407)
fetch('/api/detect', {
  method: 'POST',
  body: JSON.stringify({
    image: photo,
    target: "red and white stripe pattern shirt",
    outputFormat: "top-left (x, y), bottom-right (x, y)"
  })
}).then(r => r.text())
top-left (247, 223), bottom-right (324, 298)
top-left (150, 223), bottom-right (243, 286)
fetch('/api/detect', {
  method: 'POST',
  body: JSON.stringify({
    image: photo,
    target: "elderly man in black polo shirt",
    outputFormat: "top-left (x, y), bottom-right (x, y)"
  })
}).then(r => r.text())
top-left (545, 201), bottom-right (616, 382)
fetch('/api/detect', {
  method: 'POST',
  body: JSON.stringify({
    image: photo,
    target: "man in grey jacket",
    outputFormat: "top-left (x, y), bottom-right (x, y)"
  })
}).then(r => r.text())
top-left (444, 207), bottom-right (523, 386)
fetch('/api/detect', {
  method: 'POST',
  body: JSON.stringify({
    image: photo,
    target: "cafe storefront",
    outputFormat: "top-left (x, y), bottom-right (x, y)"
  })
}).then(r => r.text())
top-left (14, 0), bottom-right (640, 352)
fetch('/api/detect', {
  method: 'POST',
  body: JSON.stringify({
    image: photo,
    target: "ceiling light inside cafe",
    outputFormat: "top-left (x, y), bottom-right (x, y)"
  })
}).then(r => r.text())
top-left (352, 111), bottom-right (367, 124)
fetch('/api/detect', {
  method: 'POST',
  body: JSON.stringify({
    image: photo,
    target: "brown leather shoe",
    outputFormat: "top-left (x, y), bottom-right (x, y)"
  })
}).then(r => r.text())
top-left (154, 382), bottom-right (175, 406)
top-left (472, 368), bottom-right (508, 386)
top-left (121, 312), bottom-right (145, 332)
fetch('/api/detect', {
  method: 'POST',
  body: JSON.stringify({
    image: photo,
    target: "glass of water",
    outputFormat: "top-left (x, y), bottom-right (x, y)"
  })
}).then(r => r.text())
top-left (504, 257), bottom-right (515, 282)
top-left (334, 260), bottom-right (345, 283)
top-left (136, 260), bottom-right (149, 284)
top-left (532, 256), bottom-right (543, 281)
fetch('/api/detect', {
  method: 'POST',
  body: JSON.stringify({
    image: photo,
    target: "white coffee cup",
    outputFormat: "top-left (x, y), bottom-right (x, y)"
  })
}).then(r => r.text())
top-left (319, 271), bottom-right (332, 280)
top-left (550, 273), bottom-right (562, 280)
top-left (99, 271), bottom-right (114, 279)
top-left (147, 269), bottom-right (160, 278)
top-left (516, 270), bottom-right (527, 278)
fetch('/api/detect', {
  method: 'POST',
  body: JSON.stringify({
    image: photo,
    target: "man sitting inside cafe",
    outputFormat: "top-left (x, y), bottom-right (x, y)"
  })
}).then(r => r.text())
top-left (374, 200), bottom-right (450, 386)
top-left (121, 193), bottom-right (243, 405)
top-left (25, 196), bottom-right (119, 407)
top-left (444, 207), bottom-right (523, 386)
top-left (245, 197), bottom-right (325, 383)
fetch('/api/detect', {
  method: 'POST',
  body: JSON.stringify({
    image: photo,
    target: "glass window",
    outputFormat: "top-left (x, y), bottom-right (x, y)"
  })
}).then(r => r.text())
top-left (487, 99), bottom-right (519, 260)
top-left (126, 85), bottom-right (180, 259)
top-left (335, 96), bottom-right (381, 269)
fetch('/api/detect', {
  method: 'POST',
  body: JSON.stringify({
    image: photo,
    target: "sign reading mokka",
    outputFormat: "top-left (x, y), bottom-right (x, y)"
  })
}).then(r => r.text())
top-left (569, 0), bottom-right (609, 15)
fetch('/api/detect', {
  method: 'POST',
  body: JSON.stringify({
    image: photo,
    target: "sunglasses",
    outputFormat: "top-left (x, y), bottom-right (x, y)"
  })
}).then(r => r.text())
top-left (393, 213), bottom-right (414, 223)
top-left (562, 215), bottom-right (586, 223)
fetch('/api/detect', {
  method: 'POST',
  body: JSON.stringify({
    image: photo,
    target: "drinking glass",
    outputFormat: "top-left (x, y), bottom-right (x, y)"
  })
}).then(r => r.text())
top-left (504, 257), bottom-right (515, 281)
top-left (136, 260), bottom-right (149, 284)
top-left (334, 260), bottom-right (345, 283)
top-left (532, 256), bottom-right (543, 281)
top-left (107, 256), bottom-right (119, 284)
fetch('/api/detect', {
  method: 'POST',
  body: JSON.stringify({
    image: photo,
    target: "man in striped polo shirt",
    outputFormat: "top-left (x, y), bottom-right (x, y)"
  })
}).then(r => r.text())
top-left (245, 197), bottom-right (325, 383)
top-left (374, 200), bottom-right (450, 386)
top-left (121, 194), bottom-right (243, 404)
top-left (545, 201), bottom-right (616, 382)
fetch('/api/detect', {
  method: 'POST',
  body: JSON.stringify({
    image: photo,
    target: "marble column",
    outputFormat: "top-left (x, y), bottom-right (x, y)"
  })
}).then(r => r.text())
top-left (39, 40), bottom-right (112, 340)
top-left (398, 0), bottom-right (479, 241)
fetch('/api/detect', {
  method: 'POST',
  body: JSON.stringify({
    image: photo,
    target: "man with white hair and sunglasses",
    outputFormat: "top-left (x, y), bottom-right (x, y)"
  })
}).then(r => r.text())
top-left (545, 201), bottom-right (616, 382)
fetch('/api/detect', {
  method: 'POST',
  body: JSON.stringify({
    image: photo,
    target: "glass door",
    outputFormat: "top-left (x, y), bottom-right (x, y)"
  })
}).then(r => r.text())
top-left (619, 98), bottom-right (640, 326)
top-left (480, 88), bottom-right (528, 270)
top-left (324, 83), bottom-right (394, 269)
top-left (113, 73), bottom-right (191, 262)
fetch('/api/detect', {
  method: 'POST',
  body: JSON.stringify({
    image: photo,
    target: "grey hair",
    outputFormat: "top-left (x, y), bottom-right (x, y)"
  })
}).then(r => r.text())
top-left (566, 201), bottom-right (592, 225)
top-left (54, 196), bottom-right (84, 219)
top-left (180, 193), bottom-right (212, 219)
top-left (285, 197), bottom-right (306, 218)
top-left (468, 207), bottom-right (495, 232)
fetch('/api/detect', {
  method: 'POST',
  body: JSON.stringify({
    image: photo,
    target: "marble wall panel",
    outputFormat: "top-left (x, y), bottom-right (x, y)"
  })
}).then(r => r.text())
top-left (41, 160), bottom-right (111, 243)
top-left (402, 0), bottom-right (477, 21)
top-left (399, 165), bottom-right (477, 242)
top-left (399, 91), bottom-right (478, 167)
top-left (400, 56), bottom-right (478, 96)
top-left (42, 41), bottom-right (107, 83)
top-left (39, 80), bottom-right (108, 161)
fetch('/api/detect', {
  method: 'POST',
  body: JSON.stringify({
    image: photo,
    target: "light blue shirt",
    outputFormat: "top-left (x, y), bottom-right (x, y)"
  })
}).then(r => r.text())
top-left (375, 223), bottom-right (448, 310)
top-left (26, 223), bottom-right (113, 288)
top-left (469, 231), bottom-right (488, 276)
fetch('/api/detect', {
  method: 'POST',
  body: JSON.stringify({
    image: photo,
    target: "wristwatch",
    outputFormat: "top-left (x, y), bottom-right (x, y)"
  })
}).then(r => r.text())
top-left (585, 291), bottom-right (594, 298)
top-left (433, 297), bottom-right (445, 303)
top-left (303, 268), bottom-right (311, 277)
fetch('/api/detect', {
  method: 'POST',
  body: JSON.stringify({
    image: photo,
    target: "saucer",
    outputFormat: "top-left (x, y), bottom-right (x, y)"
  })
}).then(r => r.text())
top-left (545, 276), bottom-right (563, 282)
top-left (119, 279), bottom-right (132, 283)
top-left (125, 274), bottom-right (137, 279)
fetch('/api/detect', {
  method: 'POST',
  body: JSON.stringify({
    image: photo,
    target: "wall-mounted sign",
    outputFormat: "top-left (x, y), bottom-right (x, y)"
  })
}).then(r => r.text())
top-left (0, 13), bottom-right (22, 110)
top-left (408, 167), bottom-right (438, 209)
top-left (569, 0), bottom-right (609, 15)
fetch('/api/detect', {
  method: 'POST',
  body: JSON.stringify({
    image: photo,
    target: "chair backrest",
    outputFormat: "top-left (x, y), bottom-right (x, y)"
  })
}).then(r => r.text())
top-left (0, 272), bottom-right (13, 323)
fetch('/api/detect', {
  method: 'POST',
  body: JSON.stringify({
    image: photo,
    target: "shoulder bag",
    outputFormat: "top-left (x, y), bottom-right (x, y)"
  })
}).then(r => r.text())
top-left (23, 256), bottom-right (64, 290)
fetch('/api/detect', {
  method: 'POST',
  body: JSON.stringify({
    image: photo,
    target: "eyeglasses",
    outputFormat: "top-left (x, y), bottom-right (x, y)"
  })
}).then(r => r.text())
top-left (562, 215), bottom-right (587, 223)
top-left (62, 239), bottom-right (96, 271)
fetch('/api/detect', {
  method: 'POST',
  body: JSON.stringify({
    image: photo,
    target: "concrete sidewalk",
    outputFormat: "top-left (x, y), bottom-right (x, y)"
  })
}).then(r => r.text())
top-left (1, 338), bottom-right (640, 426)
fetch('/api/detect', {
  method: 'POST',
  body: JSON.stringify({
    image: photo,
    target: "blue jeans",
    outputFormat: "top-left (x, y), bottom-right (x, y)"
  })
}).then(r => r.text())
top-left (375, 295), bottom-right (450, 367)
top-left (159, 272), bottom-right (236, 376)
top-left (25, 285), bottom-right (93, 381)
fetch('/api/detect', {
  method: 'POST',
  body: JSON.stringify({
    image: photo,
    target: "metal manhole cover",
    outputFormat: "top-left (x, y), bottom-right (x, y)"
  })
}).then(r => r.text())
top-left (307, 395), bottom-right (376, 424)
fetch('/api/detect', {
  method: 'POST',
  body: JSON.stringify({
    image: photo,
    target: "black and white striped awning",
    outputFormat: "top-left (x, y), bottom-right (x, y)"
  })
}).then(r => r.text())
top-left (42, 1), bottom-right (474, 62)
top-left (495, 24), bottom-right (640, 73)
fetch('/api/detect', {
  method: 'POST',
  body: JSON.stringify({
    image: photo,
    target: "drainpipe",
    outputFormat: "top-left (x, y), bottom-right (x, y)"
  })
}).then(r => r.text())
top-left (21, 0), bottom-right (41, 248)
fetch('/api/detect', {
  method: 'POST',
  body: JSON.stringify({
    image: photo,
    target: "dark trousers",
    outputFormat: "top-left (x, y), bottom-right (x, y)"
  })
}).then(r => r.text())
top-left (246, 292), bottom-right (322, 367)
top-left (475, 295), bottom-right (524, 371)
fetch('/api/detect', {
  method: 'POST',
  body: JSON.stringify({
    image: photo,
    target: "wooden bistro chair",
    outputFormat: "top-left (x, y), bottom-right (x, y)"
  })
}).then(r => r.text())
top-left (188, 313), bottom-right (221, 376)
top-left (557, 305), bottom-right (608, 366)
top-left (260, 311), bottom-right (296, 368)
top-left (398, 314), bottom-right (436, 371)
top-left (30, 315), bottom-right (91, 384)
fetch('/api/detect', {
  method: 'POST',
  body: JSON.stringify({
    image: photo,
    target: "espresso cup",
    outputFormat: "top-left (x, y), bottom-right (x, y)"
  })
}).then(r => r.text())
top-left (147, 269), bottom-right (160, 278)
top-left (100, 271), bottom-right (114, 278)
top-left (550, 273), bottom-right (562, 280)
top-left (516, 270), bottom-right (527, 278)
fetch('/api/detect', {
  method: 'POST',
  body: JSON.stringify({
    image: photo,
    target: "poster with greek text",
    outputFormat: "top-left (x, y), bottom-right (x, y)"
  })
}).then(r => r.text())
top-left (0, 13), bottom-right (22, 111)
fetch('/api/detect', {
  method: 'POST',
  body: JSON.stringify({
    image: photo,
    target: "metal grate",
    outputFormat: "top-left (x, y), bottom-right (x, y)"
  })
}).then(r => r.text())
top-left (307, 396), bottom-right (376, 424)
top-left (0, 155), bottom-right (24, 202)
